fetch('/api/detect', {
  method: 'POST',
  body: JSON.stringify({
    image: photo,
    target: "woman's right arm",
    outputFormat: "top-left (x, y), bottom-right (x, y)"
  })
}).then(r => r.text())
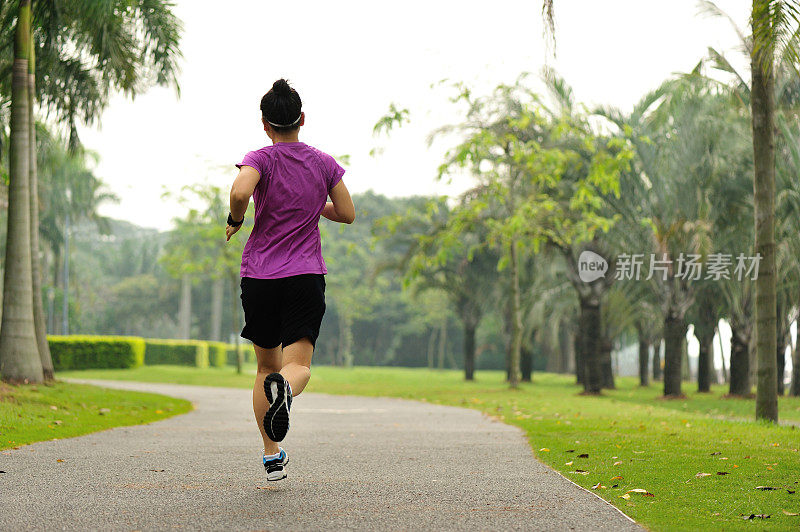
top-left (322, 180), bottom-right (355, 224)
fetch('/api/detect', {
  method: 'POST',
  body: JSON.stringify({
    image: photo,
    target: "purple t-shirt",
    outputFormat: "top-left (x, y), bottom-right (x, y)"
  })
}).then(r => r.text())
top-left (235, 142), bottom-right (345, 279)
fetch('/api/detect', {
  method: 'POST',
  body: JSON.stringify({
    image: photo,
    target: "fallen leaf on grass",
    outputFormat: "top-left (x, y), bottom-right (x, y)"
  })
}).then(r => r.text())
top-left (565, 449), bottom-right (575, 453)
top-left (539, 448), bottom-right (549, 452)
top-left (627, 489), bottom-right (654, 497)
top-left (741, 514), bottom-right (770, 520)
top-left (565, 461), bottom-right (573, 466)
top-left (571, 470), bottom-right (589, 475)
top-left (696, 473), bottom-right (712, 478)
top-left (612, 484), bottom-right (619, 488)
top-left (49, 405), bottom-right (57, 411)
top-left (610, 476), bottom-right (623, 481)
top-left (710, 451), bottom-right (721, 455)
top-left (717, 472), bottom-right (728, 475)
top-left (98, 408), bottom-right (110, 415)
top-left (591, 483), bottom-right (606, 490)
top-left (755, 486), bottom-right (777, 490)
top-left (783, 510), bottom-right (799, 516)
top-left (788, 490), bottom-right (796, 494)
top-left (578, 453), bottom-right (589, 458)
top-left (613, 461), bottom-right (623, 466)
top-left (620, 494), bottom-right (631, 499)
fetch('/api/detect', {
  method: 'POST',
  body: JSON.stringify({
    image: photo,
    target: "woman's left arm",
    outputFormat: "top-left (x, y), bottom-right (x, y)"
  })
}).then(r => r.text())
top-left (226, 165), bottom-right (260, 241)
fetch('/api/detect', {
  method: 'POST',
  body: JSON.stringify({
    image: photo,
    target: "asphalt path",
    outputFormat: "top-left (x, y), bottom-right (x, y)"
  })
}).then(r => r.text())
top-left (1, 379), bottom-right (641, 531)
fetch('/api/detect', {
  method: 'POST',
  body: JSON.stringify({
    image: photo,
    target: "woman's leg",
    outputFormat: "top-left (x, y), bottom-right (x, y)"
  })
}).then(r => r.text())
top-left (280, 338), bottom-right (314, 396)
top-left (253, 343), bottom-right (282, 454)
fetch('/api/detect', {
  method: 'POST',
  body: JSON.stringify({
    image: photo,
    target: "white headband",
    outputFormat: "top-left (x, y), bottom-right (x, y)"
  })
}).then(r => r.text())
top-left (267, 112), bottom-right (302, 128)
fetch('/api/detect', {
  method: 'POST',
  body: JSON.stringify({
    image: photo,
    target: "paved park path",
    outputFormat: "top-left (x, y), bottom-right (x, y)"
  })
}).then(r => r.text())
top-left (1, 380), bottom-right (641, 531)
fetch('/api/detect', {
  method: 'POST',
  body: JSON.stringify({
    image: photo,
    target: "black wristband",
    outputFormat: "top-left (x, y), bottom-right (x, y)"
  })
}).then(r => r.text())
top-left (227, 212), bottom-right (243, 227)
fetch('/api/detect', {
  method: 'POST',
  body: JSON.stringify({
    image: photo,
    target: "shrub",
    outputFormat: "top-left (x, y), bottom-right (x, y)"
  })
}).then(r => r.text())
top-left (226, 342), bottom-right (254, 366)
top-left (208, 342), bottom-right (227, 368)
top-left (48, 335), bottom-right (145, 371)
top-left (145, 339), bottom-right (209, 368)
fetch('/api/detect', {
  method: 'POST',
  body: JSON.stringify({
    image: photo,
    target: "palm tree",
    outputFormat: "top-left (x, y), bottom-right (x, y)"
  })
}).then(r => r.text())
top-left (0, 0), bottom-right (182, 382)
top-left (27, 31), bottom-right (52, 379)
top-left (0, 0), bottom-right (41, 382)
top-left (540, 0), bottom-right (800, 422)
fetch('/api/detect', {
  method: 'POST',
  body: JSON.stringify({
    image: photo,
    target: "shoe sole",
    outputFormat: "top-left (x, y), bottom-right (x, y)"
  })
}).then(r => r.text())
top-left (266, 470), bottom-right (287, 481)
top-left (263, 373), bottom-right (290, 442)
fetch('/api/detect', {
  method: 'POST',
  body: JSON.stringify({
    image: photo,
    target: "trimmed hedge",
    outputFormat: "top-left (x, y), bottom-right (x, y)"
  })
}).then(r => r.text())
top-left (144, 339), bottom-right (209, 368)
top-left (48, 335), bottom-right (145, 371)
top-left (208, 342), bottom-right (227, 368)
top-left (226, 343), bottom-right (255, 366)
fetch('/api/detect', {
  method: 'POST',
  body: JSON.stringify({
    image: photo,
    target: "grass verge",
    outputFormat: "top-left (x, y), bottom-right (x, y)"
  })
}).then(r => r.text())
top-left (60, 365), bottom-right (800, 531)
top-left (1, 380), bottom-right (192, 450)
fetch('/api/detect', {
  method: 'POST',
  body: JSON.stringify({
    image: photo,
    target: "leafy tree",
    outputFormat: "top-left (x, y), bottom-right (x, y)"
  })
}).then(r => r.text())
top-left (428, 77), bottom-right (630, 389)
top-left (0, 0), bottom-right (182, 382)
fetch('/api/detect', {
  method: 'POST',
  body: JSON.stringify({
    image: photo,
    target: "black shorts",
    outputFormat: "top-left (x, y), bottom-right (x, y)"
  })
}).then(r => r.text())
top-left (240, 274), bottom-right (326, 349)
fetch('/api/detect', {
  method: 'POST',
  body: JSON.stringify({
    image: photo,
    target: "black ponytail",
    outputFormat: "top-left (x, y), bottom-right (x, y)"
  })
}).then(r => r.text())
top-left (261, 79), bottom-right (302, 132)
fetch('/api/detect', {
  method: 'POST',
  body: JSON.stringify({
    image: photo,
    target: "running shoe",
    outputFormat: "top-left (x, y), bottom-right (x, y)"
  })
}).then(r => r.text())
top-left (263, 448), bottom-right (289, 481)
top-left (263, 372), bottom-right (292, 442)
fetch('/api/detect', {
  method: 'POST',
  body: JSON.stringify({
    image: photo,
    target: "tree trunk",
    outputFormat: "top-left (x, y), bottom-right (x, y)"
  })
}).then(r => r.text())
top-left (729, 327), bottom-right (751, 396)
top-left (652, 337), bottom-right (662, 381)
top-left (507, 239), bottom-right (522, 388)
top-left (210, 277), bottom-right (223, 341)
top-left (463, 320), bottom-right (476, 381)
top-left (751, 1), bottom-right (778, 422)
top-left (338, 311), bottom-right (353, 367)
top-left (178, 274), bottom-right (192, 339)
top-left (437, 315), bottom-right (447, 369)
top-left (718, 328), bottom-right (728, 383)
top-left (559, 322), bottom-right (574, 374)
top-left (521, 345), bottom-right (532, 382)
top-left (574, 325), bottom-right (584, 385)
top-left (0, 1), bottom-right (43, 384)
top-left (776, 334), bottom-right (786, 395)
top-left (697, 332), bottom-right (714, 393)
top-left (27, 42), bottom-right (53, 380)
top-left (601, 336), bottom-right (614, 389)
top-left (790, 335), bottom-right (800, 397)
top-left (426, 327), bottom-right (436, 369)
top-left (663, 313), bottom-right (685, 397)
top-left (230, 274), bottom-right (242, 374)
top-left (579, 299), bottom-right (602, 394)
top-left (638, 334), bottom-right (650, 387)
top-left (49, 247), bottom-right (60, 334)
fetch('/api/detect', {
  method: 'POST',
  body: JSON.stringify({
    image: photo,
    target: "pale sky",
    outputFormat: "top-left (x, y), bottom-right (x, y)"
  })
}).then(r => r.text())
top-left (77, 0), bottom-right (752, 231)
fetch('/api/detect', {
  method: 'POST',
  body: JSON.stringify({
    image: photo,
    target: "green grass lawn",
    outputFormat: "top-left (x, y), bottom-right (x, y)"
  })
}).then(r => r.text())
top-left (60, 365), bottom-right (800, 531)
top-left (0, 380), bottom-right (192, 451)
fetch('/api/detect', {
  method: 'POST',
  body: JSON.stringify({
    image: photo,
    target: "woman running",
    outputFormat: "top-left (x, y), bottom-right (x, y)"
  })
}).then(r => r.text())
top-left (226, 78), bottom-right (355, 481)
